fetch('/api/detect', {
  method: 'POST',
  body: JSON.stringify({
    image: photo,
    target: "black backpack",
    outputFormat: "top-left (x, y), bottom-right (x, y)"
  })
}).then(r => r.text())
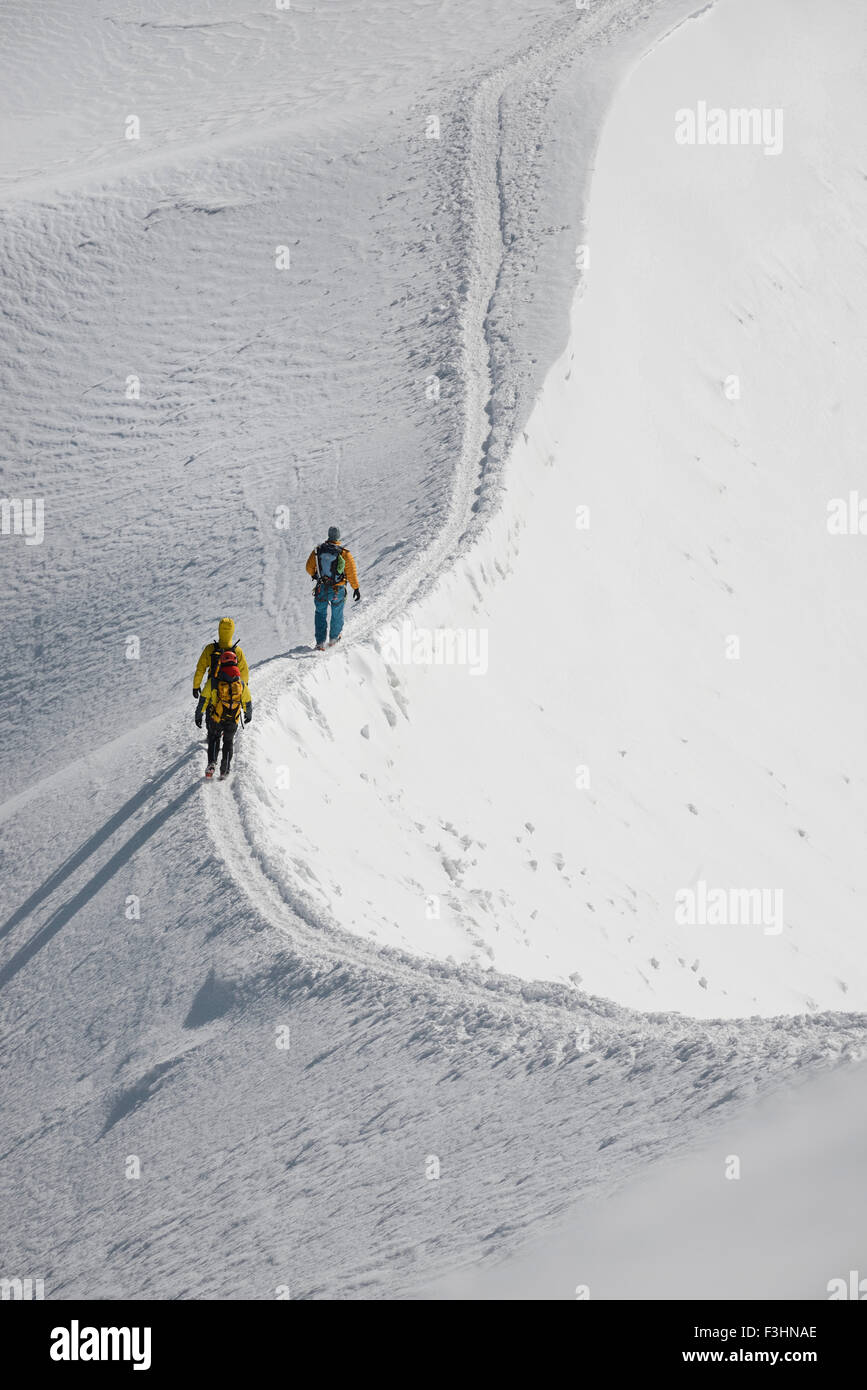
top-left (209, 640), bottom-right (239, 682)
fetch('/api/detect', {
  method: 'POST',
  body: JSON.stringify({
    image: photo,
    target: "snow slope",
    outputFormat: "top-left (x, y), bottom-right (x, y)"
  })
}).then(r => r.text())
top-left (0, 0), bottom-right (677, 796)
top-left (2, 0), bottom-right (866, 1302)
top-left (426, 1054), bottom-right (867, 1299)
top-left (228, 0), bottom-right (867, 1020)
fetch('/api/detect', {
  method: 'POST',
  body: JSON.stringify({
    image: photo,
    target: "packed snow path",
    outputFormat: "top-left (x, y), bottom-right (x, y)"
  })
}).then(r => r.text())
top-left (223, 0), bottom-right (867, 1020)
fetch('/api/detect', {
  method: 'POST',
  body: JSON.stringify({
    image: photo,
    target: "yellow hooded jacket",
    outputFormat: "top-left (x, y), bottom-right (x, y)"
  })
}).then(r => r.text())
top-left (306, 543), bottom-right (359, 591)
top-left (193, 617), bottom-right (249, 690)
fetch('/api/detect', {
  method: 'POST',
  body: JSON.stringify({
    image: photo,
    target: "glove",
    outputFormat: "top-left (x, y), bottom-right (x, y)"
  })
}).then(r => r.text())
top-left (193, 686), bottom-right (200, 698)
top-left (244, 710), bottom-right (252, 725)
top-left (194, 711), bottom-right (203, 729)
top-left (353, 588), bottom-right (361, 602)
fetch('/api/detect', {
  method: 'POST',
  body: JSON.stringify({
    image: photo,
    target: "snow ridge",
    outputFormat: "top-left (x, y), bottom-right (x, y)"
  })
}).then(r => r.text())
top-left (208, 0), bottom-right (867, 1052)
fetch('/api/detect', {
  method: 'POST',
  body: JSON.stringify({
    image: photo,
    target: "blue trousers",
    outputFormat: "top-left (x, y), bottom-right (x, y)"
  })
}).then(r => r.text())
top-left (314, 586), bottom-right (346, 644)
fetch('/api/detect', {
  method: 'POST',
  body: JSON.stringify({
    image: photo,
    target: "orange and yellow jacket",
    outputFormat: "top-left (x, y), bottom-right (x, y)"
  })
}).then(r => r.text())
top-left (193, 617), bottom-right (249, 690)
top-left (306, 543), bottom-right (359, 591)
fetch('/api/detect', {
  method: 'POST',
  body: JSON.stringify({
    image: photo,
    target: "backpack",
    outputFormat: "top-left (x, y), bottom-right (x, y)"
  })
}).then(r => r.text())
top-left (315, 542), bottom-right (346, 587)
top-left (209, 639), bottom-right (239, 683)
top-left (212, 650), bottom-right (244, 725)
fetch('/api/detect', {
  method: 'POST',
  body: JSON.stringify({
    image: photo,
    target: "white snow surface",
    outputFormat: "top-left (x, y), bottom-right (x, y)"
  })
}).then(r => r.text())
top-left (228, 0), bottom-right (867, 1019)
top-left (425, 1054), bottom-right (867, 1299)
top-left (2, 0), bottom-right (867, 1301)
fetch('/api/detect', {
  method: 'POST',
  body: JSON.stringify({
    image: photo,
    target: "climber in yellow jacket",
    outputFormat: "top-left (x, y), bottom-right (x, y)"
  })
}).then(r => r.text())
top-left (192, 618), bottom-right (252, 779)
top-left (194, 644), bottom-right (252, 780)
top-left (193, 617), bottom-right (249, 697)
top-left (305, 526), bottom-right (361, 650)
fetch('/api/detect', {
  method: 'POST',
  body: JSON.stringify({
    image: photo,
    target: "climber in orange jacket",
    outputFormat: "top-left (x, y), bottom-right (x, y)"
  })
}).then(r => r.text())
top-left (305, 527), bottom-right (360, 649)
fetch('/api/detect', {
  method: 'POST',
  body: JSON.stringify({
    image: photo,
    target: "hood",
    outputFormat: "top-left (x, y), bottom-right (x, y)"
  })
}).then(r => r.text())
top-left (218, 617), bottom-right (235, 648)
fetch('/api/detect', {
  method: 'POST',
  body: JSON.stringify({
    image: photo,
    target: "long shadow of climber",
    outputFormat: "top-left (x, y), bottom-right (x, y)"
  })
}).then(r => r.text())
top-left (0, 781), bottom-right (198, 992)
top-left (0, 748), bottom-right (195, 945)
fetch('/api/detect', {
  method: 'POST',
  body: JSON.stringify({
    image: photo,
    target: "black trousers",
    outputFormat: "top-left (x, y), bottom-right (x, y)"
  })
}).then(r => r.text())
top-left (206, 716), bottom-right (237, 771)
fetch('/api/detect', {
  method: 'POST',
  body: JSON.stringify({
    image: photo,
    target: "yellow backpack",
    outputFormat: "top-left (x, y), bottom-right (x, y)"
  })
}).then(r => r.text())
top-left (212, 651), bottom-right (244, 724)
